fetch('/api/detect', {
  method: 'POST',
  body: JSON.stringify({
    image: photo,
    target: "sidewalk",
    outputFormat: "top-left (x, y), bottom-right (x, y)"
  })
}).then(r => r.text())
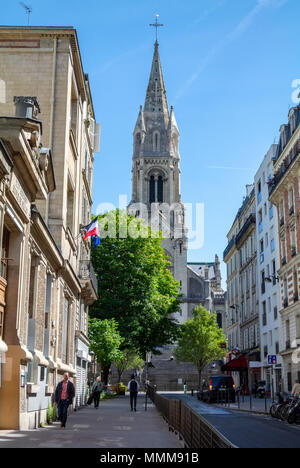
top-left (0, 395), bottom-right (182, 448)
top-left (215, 395), bottom-right (272, 414)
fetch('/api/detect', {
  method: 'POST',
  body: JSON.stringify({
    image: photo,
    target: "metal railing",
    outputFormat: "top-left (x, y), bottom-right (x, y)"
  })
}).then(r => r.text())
top-left (148, 387), bottom-right (235, 449)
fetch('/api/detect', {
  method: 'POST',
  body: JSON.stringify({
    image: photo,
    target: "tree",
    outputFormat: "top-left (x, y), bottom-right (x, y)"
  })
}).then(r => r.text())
top-left (88, 317), bottom-right (124, 385)
top-left (89, 210), bottom-right (181, 357)
top-left (114, 349), bottom-right (144, 383)
top-left (174, 306), bottom-right (227, 385)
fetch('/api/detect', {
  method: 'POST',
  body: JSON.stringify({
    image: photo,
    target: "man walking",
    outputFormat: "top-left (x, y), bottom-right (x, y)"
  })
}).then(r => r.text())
top-left (128, 374), bottom-right (140, 412)
top-left (55, 372), bottom-right (75, 429)
top-left (91, 376), bottom-right (103, 409)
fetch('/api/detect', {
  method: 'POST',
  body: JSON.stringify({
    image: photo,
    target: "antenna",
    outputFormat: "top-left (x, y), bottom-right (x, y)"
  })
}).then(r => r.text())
top-left (19, 2), bottom-right (32, 26)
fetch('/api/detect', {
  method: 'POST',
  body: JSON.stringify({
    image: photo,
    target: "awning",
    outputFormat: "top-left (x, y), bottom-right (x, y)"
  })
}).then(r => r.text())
top-left (221, 355), bottom-right (248, 372)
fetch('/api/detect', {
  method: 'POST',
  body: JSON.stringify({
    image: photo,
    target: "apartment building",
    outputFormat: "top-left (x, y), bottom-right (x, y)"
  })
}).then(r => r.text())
top-left (254, 144), bottom-right (282, 395)
top-left (0, 27), bottom-right (99, 429)
top-left (223, 185), bottom-right (259, 389)
top-left (268, 105), bottom-right (300, 392)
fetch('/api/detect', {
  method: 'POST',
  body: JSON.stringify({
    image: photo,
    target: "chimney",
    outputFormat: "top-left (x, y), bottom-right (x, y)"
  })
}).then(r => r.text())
top-left (14, 96), bottom-right (41, 119)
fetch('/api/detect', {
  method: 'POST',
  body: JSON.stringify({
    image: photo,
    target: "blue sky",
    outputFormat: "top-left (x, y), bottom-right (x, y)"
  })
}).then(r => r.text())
top-left (2, 0), bottom-right (300, 286)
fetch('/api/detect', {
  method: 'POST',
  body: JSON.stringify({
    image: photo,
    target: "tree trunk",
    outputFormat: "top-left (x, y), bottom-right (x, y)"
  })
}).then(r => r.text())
top-left (102, 364), bottom-right (111, 386)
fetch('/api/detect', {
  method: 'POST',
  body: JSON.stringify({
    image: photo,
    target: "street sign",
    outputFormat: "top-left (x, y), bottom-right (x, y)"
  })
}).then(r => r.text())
top-left (268, 355), bottom-right (277, 365)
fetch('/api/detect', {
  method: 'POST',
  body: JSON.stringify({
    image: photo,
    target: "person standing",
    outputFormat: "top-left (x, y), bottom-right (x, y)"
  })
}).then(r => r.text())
top-left (128, 374), bottom-right (140, 412)
top-left (54, 372), bottom-right (75, 429)
top-left (91, 376), bottom-right (103, 409)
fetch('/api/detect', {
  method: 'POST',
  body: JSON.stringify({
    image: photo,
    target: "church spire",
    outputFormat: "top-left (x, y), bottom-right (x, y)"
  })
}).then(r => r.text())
top-left (144, 41), bottom-right (169, 120)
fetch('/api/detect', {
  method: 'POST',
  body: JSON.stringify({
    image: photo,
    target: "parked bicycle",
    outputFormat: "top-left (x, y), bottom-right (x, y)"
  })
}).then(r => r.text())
top-left (287, 394), bottom-right (300, 424)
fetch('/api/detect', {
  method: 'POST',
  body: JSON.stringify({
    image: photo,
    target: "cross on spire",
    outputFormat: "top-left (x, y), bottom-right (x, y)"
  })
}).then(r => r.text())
top-left (150, 14), bottom-right (164, 44)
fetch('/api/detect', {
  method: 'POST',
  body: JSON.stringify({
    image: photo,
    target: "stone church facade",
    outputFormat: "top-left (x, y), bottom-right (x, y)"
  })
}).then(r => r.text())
top-left (128, 41), bottom-right (226, 390)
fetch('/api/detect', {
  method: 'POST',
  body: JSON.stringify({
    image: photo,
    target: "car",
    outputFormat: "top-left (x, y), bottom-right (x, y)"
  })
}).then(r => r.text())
top-left (197, 375), bottom-right (236, 403)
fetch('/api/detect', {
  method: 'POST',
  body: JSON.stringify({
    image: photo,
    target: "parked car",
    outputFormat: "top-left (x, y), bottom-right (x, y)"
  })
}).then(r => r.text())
top-left (197, 376), bottom-right (236, 403)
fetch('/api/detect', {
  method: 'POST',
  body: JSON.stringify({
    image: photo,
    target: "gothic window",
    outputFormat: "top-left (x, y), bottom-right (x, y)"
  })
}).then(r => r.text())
top-left (157, 176), bottom-right (163, 202)
top-left (136, 133), bottom-right (141, 146)
top-left (153, 132), bottom-right (160, 152)
top-left (149, 173), bottom-right (164, 204)
top-left (150, 176), bottom-right (155, 204)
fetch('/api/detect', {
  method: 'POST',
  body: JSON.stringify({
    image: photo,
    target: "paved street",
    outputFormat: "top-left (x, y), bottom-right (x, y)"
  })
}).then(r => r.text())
top-left (0, 395), bottom-right (181, 449)
top-left (164, 394), bottom-right (300, 448)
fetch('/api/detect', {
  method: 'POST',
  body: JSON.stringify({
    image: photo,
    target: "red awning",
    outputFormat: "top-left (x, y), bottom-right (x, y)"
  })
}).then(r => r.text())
top-left (221, 356), bottom-right (248, 372)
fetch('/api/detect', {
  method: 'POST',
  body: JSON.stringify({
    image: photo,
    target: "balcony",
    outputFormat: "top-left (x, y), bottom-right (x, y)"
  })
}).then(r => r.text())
top-left (79, 261), bottom-right (98, 305)
top-left (236, 214), bottom-right (256, 247)
top-left (294, 293), bottom-right (299, 302)
top-left (223, 236), bottom-right (236, 261)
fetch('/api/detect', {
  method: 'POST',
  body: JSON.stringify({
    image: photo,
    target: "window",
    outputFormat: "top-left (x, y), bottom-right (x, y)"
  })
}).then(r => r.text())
top-left (0, 227), bottom-right (9, 281)
top-left (260, 239), bottom-right (264, 264)
top-left (271, 238), bottom-right (275, 252)
top-left (269, 203), bottom-right (274, 219)
top-left (62, 298), bottom-right (70, 363)
top-left (258, 210), bottom-right (263, 233)
top-left (67, 176), bottom-right (75, 233)
top-left (149, 176), bottom-right (155, 204)
top-left (0, 227), bottom-right (10, 339)
top-left (80, 301), bottom-right (86, 333)
top-left (157, 176), bottom-right (163, 203)
top-left (43, 274), bottom-right (52, 357)
top-left (153, 132), bottom-right (160, 152)
top-left (262, 301), bottom-right (267, 326)
top-left (257, 180), bottom-right (262, 203)
top-left (261, 270), bottom-right (265, 294)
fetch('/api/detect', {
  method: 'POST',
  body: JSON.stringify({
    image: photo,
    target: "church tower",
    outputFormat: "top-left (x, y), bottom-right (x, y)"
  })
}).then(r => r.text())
top-left (129, 40), bottom-right (188, 325)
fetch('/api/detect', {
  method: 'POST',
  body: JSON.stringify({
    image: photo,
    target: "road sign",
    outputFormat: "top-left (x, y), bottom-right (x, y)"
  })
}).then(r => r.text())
top-left (268, 355), bottom-right (277, 365)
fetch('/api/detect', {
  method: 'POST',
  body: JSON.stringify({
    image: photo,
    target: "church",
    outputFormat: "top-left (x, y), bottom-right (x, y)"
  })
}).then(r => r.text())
top-left (127, 37), bottom-right (226, 390)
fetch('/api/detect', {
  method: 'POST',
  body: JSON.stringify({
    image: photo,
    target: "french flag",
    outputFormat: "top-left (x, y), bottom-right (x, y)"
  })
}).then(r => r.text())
top-left (83, 219), bottom-right (100, 242)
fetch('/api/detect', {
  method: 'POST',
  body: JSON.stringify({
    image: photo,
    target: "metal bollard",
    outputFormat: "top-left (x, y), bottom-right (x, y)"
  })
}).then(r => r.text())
top-left (238, 392), bottom-right (240, 409)
top-left (191, 389), bottom-right (194, 397)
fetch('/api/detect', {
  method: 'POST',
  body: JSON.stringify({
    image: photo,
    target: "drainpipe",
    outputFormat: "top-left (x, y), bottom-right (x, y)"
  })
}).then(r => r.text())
top-left (46, 37), bottom-right (58, 226)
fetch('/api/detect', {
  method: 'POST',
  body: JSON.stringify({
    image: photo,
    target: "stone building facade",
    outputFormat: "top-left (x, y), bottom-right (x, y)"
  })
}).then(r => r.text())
top-left (268, 104), bottom-right (300, 392)
top-left (0, 27), bottom-right (99, 429)
top-left (254, 144), bottom-right (282, 395)
top-left (224, 185), bottom-right (260, 389)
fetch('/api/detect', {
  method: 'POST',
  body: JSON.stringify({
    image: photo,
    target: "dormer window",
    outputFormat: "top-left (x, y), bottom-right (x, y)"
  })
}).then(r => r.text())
top-left (282, 130), bottom-right (286, 148)
top-left (290, 113), bottom-right (296, 133)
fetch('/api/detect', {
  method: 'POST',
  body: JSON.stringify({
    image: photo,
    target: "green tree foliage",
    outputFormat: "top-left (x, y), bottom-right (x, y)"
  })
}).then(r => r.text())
top-left (114, 349), bottom-right (144, 383)
top-left (88, 317), bottom-right (123, 384)
top-left (89, 210), bottom-right (181, 357)
top-left (174, 306), bottom-right (227, 384)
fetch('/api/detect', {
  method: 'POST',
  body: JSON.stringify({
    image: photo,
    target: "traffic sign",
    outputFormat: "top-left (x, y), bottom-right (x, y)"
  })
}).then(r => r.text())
top-left (268, 355), bottom-right (277, 365)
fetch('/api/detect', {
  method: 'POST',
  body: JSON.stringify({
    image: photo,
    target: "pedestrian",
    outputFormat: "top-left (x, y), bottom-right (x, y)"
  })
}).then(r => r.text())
top-left (254, 380), bottom-right (258, 398)
top-left (91, 376), bottom-right (103, 409)
top-left (128, 374), bottom-right (140, 412)
top-left (54, 372), bottom-right (75, 429)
